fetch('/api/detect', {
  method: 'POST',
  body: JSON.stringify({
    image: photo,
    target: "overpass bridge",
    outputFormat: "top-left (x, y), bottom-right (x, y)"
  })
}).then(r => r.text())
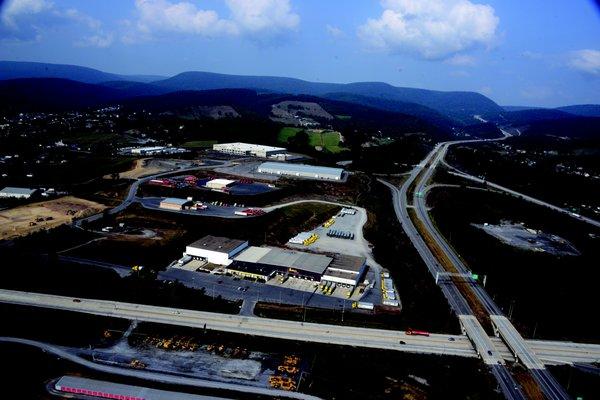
top-left (1, 289), bottom-right (599, 368)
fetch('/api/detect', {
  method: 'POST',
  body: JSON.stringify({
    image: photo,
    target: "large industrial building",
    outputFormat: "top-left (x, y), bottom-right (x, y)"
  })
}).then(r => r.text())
top-left (0, 186), bottom-right (37, 199)
top-left (181, 235), bottom-right (366, 286)
top-left (213, 142), bottom-right (288, 158)
top-left (257, 162), bottom-right (344, 181)
top-left (185, 235), bottom-right (249, 266)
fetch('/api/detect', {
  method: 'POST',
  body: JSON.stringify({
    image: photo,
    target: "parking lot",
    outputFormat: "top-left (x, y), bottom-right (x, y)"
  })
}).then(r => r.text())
top-left (159, 268), bottom-right (354, 311)
top-left (137, 197), bottom-right (257, 219)
top-left (266, 274), bottom-right (364, 301)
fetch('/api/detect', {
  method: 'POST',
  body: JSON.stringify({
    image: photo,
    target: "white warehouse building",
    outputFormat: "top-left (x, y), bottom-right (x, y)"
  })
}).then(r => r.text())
top-left (0, 186), bottom-right (38, 199)
top-left (257, 162), bottom-right (344, 181)
top-left (213, 142), bottom-right (287, 158)
top-left (185, 235), bottom-right (249, 266)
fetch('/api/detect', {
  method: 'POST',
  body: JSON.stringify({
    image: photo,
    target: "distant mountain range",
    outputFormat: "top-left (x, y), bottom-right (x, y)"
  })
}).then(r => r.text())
top-left (0, 60), bottom-right (598, 138)
top-left (0, 60), bottom-right (502, 124)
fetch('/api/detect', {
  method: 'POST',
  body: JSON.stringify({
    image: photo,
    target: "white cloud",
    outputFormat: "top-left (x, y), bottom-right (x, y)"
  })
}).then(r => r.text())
top-left (1, 0), bottom-right (108, 45)
top-left (1, 0), bottom-right (52, 29)
top-left (445, 54), bottom-right (476, 66)
top-left (226, 0), bottom-right (299, 34)
top-left (129, 0), bottom-right (299, 41)
top-left (134, 0), bottom-right (237, 37)
top-left (76, 33), bottom-right (115, 48)
top-left (358, 0), bottom-right (499, 60)
top-left (326, 24), bottom-right (344, 39)
top-left (568, 49), bottom-right (600, 76)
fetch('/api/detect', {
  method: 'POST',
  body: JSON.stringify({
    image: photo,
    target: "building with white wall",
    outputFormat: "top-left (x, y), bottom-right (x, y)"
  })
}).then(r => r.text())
top-left (257, 162), bottom-right (344, 181)
top-left (213, 142), bottom-right (287, 158)
top-left (185, 235), bottom-right (249, 266)
top-left (0, 187), bottom-right (37, 199)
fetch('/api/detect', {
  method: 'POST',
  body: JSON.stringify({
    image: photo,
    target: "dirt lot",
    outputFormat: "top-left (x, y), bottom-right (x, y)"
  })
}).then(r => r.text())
top-left (0, 196), bottom-right (106, 240)
top-left (106, 158), bottom-right (160, 179)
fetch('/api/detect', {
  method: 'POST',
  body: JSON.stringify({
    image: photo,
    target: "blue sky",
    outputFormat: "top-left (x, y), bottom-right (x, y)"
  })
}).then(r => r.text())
top-left (0, 0), bottom-right (599, 107)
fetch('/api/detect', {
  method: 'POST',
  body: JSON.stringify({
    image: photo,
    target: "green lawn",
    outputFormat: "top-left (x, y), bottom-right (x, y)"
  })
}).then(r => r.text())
top-left (181, 140), bottom-right (218, 148)
top-left (277, 127), bottom-right (303, 143)
top-left (277, 127), bottom-right (348, 153)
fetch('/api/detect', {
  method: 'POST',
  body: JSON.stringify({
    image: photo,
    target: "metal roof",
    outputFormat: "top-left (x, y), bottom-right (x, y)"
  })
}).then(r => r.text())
top-left (55, 376), bottom-right (228, 400)
top-left (329, 254), bottom-right (367, 273)
top-left (214, 142), bottom-right (286, 152)
top-left (207, 179), bottom-right (236, 185)
top-left (234, 246), bottom-right (271, 263)
top-left (0, 186), bottom-right (36, 195)
top-left (235, 246), bottom-right (332, 275)
top-left (188, 235), bottom-right (247, 254)
top-left (160, 197), bottom-right (190, 205)
top-left (258, 162), bottom-right (343, 177)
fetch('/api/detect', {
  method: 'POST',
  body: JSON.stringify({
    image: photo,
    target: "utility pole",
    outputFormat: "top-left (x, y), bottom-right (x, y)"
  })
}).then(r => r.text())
top-left (532, 322), bottom-right (538, 339)
top-left (508, 299), bottom-right (515, 320)
top-left (341, 301), bottom-right (345, 323)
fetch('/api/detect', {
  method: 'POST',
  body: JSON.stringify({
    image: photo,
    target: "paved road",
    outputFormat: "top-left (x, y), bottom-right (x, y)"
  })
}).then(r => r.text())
top-left (2, 289), bottom-right (599, 366)
top-left (378, 174), bottom-right (526, 400)
top-left (417, 143), bottom-right (570, 400)
top-left (0, 289), bottom-right (479, 358)
top-left (137, 197), bottom-right (250, 219)
top-left (444, 167), bottom-right (600, 229)
top-left (75, 160), bottom-right (232, 227)
top-left (383, 135), bottom-right (573, 399)
top-left (379, 137), bottom-right (527, 400)
top-left (160, 268), bottom-right (350, 310)
top-left (0, 336), bottom-right (321, 400)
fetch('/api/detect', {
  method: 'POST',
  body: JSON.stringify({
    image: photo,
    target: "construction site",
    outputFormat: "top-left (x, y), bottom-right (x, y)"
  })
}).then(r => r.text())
top-left (90, 324), bottom-right (308, 392)
top-left (0, 196), bottom-right (106, 240)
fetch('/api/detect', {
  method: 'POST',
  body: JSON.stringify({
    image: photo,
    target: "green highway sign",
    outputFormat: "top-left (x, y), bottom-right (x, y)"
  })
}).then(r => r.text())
top-left (472, 274), bottom-right (479, 280)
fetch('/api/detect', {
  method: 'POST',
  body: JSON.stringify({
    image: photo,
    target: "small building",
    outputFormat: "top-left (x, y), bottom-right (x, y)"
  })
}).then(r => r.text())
top-left (321, 254), bottom-right (367, 287)
top-left (0, 186), bottom-right (37, 199)
top-left (213, 142), bottom-right (287, 158)
top-left (159, 197), bottom-right (192, 211)
top-left (257, 162), bottom-right (344, 181)
top-left (185, 235), bottom-right (249, 266)
top-left (205, 178), bottom-right (236, 190)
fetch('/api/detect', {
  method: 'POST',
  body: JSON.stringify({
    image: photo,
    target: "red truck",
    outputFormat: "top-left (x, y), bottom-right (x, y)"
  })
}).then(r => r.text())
top-left (148, 178), bottom-right (175, 188)
top-left (406, 328), bottom-right (430, 337)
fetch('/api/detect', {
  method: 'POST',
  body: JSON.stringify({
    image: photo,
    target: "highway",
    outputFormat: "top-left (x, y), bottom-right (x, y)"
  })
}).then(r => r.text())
top-left (2, 289), bottom-right (599, 366)
top-left (382, 135), bottom-right (574, 399)
top-left (444, 166), bottom-right (600, 229)
top-left (377, 151), bottom-right (527, 400)
top-left (0, 289), bottom-right (479, 359)
top-left (0, 337), bottom-right (321, 400)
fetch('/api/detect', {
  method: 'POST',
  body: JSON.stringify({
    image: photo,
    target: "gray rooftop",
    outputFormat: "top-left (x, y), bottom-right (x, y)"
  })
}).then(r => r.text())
top-left (329, 254), bottom-right (367, 273)
top-left (160, 197), bottom-right (191, 205)
top-left (188, 235), bottom-right (247, 253)
top-left (0, 186), bottom-right (36, 195)
top-left (235, 246), bottom-right (332, 274)
top-left (258, 162), bottom-right (343, 177)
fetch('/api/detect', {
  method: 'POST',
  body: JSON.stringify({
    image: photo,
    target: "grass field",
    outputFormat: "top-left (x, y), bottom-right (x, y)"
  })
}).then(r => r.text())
top-left (277, 127), bottom-right (348, 153)
top-left (181, 140), bottom-right (217, 148)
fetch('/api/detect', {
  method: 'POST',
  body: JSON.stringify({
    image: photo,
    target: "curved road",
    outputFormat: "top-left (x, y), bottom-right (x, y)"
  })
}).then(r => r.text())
top-left (381, 133), bottom-right (572, 400)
